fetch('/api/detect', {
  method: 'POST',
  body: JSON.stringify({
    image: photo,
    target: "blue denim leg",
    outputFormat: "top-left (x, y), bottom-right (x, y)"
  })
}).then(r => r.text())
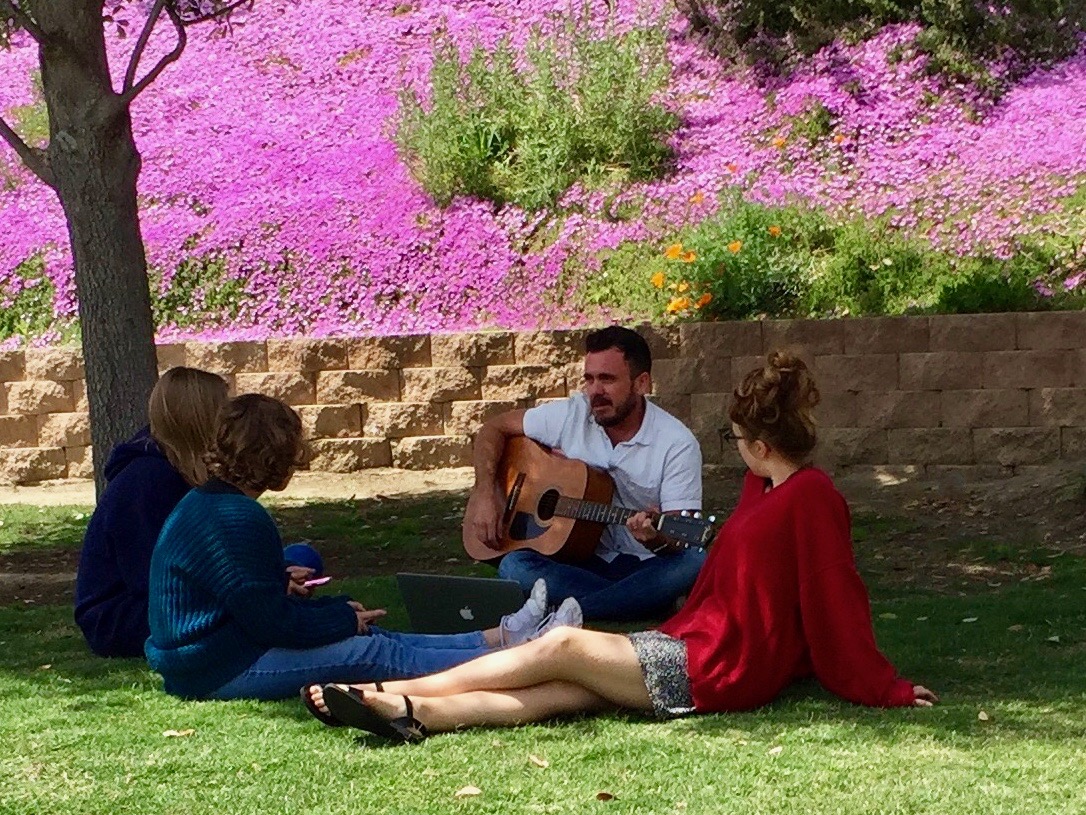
top-left (576, 548), bottom-right (708, 621)
top-left (498, 549), bottom-right (613, 599)
top-left (207, 628), bottom-right (489, 701)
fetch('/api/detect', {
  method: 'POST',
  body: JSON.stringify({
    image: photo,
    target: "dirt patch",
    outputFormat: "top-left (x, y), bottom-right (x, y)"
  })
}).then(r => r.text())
top-left (2, 463), bottom-right (1083, 607)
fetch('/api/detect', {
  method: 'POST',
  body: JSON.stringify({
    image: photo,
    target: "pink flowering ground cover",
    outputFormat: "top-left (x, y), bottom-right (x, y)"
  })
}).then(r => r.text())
top-left (0, 0), bottom-right (1084, 343)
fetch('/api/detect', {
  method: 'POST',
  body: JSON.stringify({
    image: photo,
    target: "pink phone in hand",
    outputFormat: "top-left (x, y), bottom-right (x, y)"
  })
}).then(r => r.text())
top-left (303, 576), bottom-right (332, 588)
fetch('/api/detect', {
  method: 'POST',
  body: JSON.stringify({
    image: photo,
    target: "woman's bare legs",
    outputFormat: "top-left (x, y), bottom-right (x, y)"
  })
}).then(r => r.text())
top-left (309, 627), bottom-right (653, 725)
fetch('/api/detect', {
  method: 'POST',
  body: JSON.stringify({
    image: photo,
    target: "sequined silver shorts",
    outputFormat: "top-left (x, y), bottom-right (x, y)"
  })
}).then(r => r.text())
top-left (628, 630), bottom-right (696, 719)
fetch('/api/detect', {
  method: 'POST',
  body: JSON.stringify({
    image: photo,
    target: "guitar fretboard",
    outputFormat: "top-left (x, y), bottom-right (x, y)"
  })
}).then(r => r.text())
top-left (553, 496), bottom-right (635, 526)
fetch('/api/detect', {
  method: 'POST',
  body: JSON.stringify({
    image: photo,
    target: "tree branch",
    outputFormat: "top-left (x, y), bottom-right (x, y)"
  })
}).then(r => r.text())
top-left (177, 0), bottom-right (252, 26)
top-left (0, 0), bottom-right (48, 43)
top-left (116, 3), bottom-right (186, 106)
top-left (122, 0), bottom-right (168, 93)
top-left (0, 114), bottom-right (55, 188)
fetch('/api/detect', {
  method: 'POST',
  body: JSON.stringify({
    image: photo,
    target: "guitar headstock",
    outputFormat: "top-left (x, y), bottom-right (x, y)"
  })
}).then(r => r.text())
top-left (656, 511), bottom-right (717, 549)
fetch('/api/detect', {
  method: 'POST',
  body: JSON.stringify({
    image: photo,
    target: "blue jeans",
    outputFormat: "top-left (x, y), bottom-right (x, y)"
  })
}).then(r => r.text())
top-left (208, 626), bottom-right (489, 701)
top-left (498, 548), bottom-right (707, 622)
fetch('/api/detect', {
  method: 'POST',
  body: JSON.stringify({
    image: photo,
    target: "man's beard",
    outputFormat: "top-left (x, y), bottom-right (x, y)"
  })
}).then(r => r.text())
top-left (592, 393), bottom-right (639, 427)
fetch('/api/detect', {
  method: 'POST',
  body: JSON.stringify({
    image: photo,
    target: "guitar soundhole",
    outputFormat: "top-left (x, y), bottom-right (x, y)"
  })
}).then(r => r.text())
top-left (536, 489), bottom-right (560, 521)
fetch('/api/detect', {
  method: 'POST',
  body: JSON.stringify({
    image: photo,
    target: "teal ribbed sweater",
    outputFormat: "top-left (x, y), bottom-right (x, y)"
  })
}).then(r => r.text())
top-left (145, 480), bottom-right (357, 698)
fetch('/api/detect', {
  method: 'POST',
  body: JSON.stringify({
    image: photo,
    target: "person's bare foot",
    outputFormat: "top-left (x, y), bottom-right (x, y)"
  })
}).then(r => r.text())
top-left (304, 682), bottom-right (381, 717)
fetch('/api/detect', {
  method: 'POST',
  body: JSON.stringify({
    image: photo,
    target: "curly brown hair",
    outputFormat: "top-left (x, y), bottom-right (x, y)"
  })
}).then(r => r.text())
top-left (205, 394), bottom-right (311, 493)
top-left (728, 350), bottom-right (821, 463)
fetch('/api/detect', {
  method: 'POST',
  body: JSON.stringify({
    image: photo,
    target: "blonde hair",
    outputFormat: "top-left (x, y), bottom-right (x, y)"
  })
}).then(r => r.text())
top-left (729, 350), bottom-right (821, 463)
top-left (148, 367), bottom-right (229, 485)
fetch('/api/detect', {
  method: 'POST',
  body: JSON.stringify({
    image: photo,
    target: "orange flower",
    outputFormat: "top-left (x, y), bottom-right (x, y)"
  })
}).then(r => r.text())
top-left (690, 191), bottom-right (705, 205)
top-left (727, 240), bottom-right (743, 253)
top-left (664, 242), bottom-right (684, 260)
top-left (696, 293), bottom-right (713, 308)
top-left (771, 135), bottom-right (787, 149)
top-left (677, 281), bottom-right (690, 293)
top-left (681, 250), bottom-right (697, 263)
top-left (768, 225), bottom-right (782, 237)
top-left (650, 271), bottom-right (666, 289)
top-left (832, 133), bottom-right (846, 144)
top-left (666, 296), bottom-right (691, 314)
top-left (726, 162), bottom-right (739, 173)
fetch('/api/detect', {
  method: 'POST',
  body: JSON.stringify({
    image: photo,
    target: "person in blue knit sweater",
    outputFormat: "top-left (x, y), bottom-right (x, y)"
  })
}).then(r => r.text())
top-left (75, 367), bottom-right (229, 658)
top-left (145, 394), bottom-right (581, 703)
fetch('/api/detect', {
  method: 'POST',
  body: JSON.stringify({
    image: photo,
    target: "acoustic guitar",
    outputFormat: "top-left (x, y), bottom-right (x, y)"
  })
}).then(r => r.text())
top-left (462, 436), bottom-right (716, 563)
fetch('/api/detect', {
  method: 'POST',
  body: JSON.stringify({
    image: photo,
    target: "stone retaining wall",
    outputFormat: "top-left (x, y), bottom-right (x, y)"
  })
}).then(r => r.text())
top-left (1, 312), bottom-right (1083, 484)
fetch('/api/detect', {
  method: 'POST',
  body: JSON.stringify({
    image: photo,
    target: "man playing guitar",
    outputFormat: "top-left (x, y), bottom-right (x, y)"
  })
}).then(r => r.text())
top-left (464, 326), bottom-right (706, 621)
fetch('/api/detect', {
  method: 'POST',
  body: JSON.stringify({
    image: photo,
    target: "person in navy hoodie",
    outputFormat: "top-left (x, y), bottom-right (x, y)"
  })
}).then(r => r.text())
top-left (74, 367), bottom-right (229, 657)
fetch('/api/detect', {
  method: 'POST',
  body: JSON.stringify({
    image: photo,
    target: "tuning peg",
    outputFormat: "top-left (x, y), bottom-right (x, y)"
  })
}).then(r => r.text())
top-left (693, 511), bottom-right (702, 519)
top-left (680, 510), bottom-right (689, 517)
top-left (708, 515), bottom-right (716, 523)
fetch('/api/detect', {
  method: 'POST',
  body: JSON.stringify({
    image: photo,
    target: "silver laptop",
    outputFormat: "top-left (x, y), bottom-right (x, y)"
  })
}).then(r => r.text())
top-left (396, 573), bottom-right (526, 634)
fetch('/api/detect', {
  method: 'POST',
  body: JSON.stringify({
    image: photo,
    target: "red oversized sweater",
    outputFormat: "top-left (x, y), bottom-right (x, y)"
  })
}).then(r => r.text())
top-left (658, 467), bottom-right (916, 712)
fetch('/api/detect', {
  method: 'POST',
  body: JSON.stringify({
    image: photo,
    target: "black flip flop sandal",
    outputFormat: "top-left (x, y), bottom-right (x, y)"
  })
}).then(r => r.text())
top-left (300, 682), bottom-right (384, 728)
top-left (322, 685), bottom-right (428, 744)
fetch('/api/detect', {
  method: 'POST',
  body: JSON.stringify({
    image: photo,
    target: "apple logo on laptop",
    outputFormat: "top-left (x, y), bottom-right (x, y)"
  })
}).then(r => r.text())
top-left (459, 606), bottom-right (475, 621)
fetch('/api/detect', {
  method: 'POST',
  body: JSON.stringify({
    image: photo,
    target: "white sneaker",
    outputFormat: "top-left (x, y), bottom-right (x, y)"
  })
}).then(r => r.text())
top-left (530, 596), bottom-right (583, 640)
top-left (500, 578), bottom-right (548, 646)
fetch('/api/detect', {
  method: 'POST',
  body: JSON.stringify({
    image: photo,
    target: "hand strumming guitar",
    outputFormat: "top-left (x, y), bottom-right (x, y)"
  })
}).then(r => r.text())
top-left (464, 482), bottom-right (507, 551)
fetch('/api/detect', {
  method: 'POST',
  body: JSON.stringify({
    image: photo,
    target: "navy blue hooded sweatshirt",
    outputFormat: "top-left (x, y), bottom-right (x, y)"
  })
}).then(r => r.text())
top-left (74, 428), bottom-right (191, 658)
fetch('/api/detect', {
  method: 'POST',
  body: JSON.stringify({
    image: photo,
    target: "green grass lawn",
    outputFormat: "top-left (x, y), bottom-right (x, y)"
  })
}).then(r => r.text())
top-left (1, 495), bottom-right (1083, 815)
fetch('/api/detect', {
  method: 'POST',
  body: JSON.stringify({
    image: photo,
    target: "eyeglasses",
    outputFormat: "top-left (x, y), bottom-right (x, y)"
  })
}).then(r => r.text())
top-left (717, 428), bottom-right (746, 453)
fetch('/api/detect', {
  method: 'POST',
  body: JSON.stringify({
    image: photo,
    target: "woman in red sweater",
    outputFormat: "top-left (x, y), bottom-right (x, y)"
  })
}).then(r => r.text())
top-left (307, 351), bottom-right (937, 741)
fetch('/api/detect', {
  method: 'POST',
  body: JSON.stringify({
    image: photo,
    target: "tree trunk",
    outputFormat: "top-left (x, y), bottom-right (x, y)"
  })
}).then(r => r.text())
top-left (35, 0), bottom-right (159, 494)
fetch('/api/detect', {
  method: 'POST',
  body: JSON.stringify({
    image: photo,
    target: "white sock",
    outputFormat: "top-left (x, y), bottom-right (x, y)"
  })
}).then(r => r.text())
top-left (499, 578), bottom-right (548, 647)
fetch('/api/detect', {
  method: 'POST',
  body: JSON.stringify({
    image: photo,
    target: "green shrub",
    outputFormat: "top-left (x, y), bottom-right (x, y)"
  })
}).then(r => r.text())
top-left (395, 9), bottom-right (678, 211)
top-left (0, 256), bottom-right (59, 341)
top-left (677, 0), bottom-right (1086, 90)
top-left (151, 255), bottom-right (247, 329)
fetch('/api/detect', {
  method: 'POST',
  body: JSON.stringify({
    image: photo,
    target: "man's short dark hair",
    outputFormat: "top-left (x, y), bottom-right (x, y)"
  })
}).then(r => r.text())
top-left (584, 326), bottom-right (652, 377)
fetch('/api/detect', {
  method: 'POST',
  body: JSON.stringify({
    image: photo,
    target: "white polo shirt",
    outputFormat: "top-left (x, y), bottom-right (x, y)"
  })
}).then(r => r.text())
top-left (522, 392), bottom-right (703, 561)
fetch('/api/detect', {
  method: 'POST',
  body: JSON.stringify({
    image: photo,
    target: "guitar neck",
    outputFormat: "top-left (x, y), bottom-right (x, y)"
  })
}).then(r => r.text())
top-left (554, 496), bottom-right (637, 527)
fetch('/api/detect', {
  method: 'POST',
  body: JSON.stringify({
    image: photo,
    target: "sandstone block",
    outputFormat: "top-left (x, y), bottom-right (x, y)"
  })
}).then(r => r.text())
top-left (364, 402), bottom-right (443, 438)
top-left (888, 429), bottom-right (973, 465)
top-left (694, 426), bottom-right (745, 467)
top-left (186, 341), bottom-right (267, 374)
top-left (680, 321), bottom-right (762, 358)
top-left (1016, 311), bottom-right (1086, 350)
top-left (818, 354), bottom-right (899, 392)
top-left (983, 350), bottom-right (1076, 389)
top-left (309, 438), bottom-right (392, 472)
top-left (562, 361), bottom-right (585, 393)
top-left (1060, 428), bottom-right (1086, 459)
top-left (298, 404), bottom-right (362, 439)
top-left (316, 370), bottom-right (400, 403)
top-left (37, 412), bottom-right (91, 448)
top-left (815, 390), bottom-right (858, 428)
top-left (514, 330), bottom-right (588, 365)
top-left (267, 338), bottom-right (350, 372)
top-left (899, 352), bottom-right (985, 390)
top-left (481, 365), bottom-right (567, 401)
top-left (432, 332), bottom-right (516, 367)
top-left (653, 357), bottom-right (705, 396)
top-left (689, 392), bottom-right (731, 436)
top-left (72, 379), bottom-right (88, 412)
top-left (924, 463), bottom-right (1012, 481)
top-left (234, 372), bottom-right (315, 405)
top-left (819, 428), bottom-right (888, 465)
top-left (730, 355), bottom-right (768, 390)
top-left (391, 435), bottom-right (472, 469)
top-left (444, 400), bottom-right (518, 436)
top-left (856, 391), bottom-right (941, 428)
top-left (401, 367), bottom-right (480, 403)
top-left (762, 319), bottom-right (846, 355)
top-left (156, 343), bottom-right (187, 372)
top-left (66, 445), bottom-right (93, 479)
top-left (647, 394), bottom-right (692, 426)
top-left (348, 335), bottom-right (431, 369)
top-left (0, 447), bottom-right (66, 485)
top-left (1029, 388), bottom-right (1086, 427)
top-left (25, 346), bottom-right (84, 381)
top-left (3, 380), bottom-right (71, 415)
top-left (942, 389), bottom-right (1029, 428)
top-left (929, 313), bottom-right (1016, 351)
top-left (840, 316), bottom-right (929, 354)
top-left (973, 428), bottom-right (1059, 466)
top-left (0, 415), bottom-right (37, 447)
top-left (0, 350), bottom-right (25, 381)
top-left (637, 323), bottom-right (681, 360)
